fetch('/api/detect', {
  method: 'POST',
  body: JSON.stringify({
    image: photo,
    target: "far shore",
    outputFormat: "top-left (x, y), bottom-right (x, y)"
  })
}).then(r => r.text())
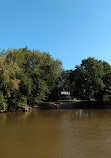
top-left (0, 100), bottom-right (111, 113)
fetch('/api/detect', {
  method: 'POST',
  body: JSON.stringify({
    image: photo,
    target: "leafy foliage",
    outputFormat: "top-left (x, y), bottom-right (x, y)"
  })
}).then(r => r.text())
top-left (1, 48), bottom-right (111, 111)
top-left (70, 57), bottom-right (111, 101)
top-left (0, 47), bottom-right (62, 110)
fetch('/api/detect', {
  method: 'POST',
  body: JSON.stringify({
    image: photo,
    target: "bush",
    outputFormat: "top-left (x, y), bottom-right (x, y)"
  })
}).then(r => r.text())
top-left (0, 92), bottom-right (7, 111)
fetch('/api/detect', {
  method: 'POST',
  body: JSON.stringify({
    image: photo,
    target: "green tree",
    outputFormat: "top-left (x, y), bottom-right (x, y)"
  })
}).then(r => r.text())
top-left (0, 52), bottom-right (21, 110)
top-left (72, 57), bottom-right (111, 101)
top-left (5, 47), bottom-right (62, 106)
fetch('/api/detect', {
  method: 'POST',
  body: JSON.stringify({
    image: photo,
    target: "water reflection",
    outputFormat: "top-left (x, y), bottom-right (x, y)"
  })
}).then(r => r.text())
top-left (75, 109), bottom-right (90, 118)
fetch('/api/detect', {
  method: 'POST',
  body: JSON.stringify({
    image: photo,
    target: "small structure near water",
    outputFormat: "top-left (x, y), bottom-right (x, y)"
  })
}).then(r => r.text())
top-left (60, 91), bottom-right (71, 100)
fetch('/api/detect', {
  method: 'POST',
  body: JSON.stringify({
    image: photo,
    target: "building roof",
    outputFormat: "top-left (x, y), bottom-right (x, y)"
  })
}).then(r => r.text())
top-left (61, 91), bottom-right (70, 95)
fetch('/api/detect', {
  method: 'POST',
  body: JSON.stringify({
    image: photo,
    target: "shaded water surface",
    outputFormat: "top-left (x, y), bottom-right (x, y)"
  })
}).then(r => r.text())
top-left (0, 109), bottom-right (111, 158)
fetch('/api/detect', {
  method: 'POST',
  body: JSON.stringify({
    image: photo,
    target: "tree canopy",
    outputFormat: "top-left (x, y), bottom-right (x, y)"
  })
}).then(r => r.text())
top-left (1, 48), bottom-right (111, 111)
top-left (0, 47), bottom-right (62, 110)
top-left (70, 57), bottom-right (111, 101)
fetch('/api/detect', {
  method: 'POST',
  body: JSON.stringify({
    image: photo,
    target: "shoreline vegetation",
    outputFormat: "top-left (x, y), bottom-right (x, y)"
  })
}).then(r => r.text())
top-left (0, 47), bottom-right (111, 113)
top-left (0, 100), bottom-right (111, 113)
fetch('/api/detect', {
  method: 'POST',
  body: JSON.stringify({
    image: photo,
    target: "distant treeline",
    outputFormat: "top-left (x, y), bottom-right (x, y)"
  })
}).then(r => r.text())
top-left (0, 47), bottom-right (111, 111)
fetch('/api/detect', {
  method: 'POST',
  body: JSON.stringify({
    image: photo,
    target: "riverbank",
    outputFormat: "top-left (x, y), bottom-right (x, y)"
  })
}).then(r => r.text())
top-left (0, 106), bottom-right (38, 113)
top-left (0, 100), bottom-right (111, 113)
top-left (38, 101), bottom-right (108, 109)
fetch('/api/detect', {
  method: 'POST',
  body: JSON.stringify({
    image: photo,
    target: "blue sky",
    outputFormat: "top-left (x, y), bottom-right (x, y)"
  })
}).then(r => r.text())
top-left (0, 0), bottom-right (111, 70)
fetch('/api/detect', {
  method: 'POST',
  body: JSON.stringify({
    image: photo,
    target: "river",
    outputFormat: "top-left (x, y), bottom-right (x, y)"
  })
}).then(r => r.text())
top-left (0, 109), bottom-right (111, 158)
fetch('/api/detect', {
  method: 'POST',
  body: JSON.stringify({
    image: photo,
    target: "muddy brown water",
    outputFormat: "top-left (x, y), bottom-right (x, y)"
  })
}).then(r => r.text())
top-left (0, 109), bottom-right (111, 158)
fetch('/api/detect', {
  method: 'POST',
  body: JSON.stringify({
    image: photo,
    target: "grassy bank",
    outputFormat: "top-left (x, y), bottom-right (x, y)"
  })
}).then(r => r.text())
top-left (38, 100), bottom-right (110, 109)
